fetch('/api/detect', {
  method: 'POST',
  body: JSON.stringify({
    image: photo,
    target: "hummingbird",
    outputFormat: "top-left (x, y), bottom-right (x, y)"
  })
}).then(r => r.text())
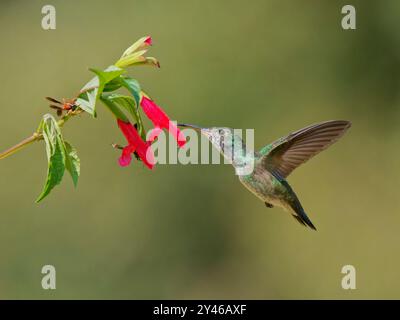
top-left (178, 120), bottom-right (351, 230)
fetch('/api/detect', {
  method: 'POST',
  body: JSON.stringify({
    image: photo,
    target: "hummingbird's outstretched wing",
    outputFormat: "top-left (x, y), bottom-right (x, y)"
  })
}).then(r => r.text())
top-left (259, 120), bottom-right (351, 179)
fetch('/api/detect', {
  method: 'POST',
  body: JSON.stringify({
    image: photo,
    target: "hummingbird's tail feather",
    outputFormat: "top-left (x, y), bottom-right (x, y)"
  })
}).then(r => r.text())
top-left (292, 214), bottom-right (307, 227)
top-left (289, 198), bottom-right (317, 231)
top-left (277, 179), bottom-right (317, 230)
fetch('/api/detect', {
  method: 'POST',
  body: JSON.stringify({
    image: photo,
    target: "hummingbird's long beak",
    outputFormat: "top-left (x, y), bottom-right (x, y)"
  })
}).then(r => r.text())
top-left (177, 123), bottom-right (204, 131)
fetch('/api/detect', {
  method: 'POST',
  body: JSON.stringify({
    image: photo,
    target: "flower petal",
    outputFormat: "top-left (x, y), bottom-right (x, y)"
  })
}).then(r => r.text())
top-left (118, 119), bottom-right (142, 145)
top-left (136, 144), bottom-right (155, 169)
top-left (117, 119), bottom-right (155, 169)
top-left (119, 146), bottom-right (134, 167)
top-left (147, 126), bottom-right (163, 142)
top-left (140, 96), bottom-right (170, 127)
top-left (168, 121), bottom-right (186, 147)
top-left (144, 36), bottom-right (152, 46)
top-left (140, 96), bottom-right (186, 147)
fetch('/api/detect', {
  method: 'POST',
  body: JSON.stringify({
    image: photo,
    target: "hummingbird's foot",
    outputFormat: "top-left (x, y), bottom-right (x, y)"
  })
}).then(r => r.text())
top-left (265, 202), bottom-right (274, 208)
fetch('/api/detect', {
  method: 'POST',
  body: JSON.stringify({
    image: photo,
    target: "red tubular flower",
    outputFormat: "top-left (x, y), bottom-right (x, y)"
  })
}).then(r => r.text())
top-left (140, 96), bottom-right (186, 147)
top-left (117, 119), bottom-right (155, 169)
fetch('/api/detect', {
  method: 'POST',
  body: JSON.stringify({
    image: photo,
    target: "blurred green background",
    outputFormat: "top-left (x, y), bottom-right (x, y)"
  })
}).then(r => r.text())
top-left (0, 0), bottom-right (399, 299)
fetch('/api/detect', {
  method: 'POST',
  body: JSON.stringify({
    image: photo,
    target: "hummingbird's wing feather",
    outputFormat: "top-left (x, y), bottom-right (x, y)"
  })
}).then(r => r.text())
top-left (260, 120), bottom-right (351, 179)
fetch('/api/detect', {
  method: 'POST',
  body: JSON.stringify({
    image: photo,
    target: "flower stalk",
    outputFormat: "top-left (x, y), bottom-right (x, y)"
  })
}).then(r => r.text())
top-left (0, 133), bottom-right (41, 160)
top-left (0, 108), bottom-right (83, 160)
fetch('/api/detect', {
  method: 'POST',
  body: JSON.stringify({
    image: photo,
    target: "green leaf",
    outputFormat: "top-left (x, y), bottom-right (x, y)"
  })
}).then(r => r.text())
top-left (119, 76), bottom-right (141, 108)
top-left (76, 66), bottom-right (125, 117)
top-left (64, 141), bottom-right (80, 188)
top-left (90, 66), bottom-right (125, 98)
top-left (102, 75), bottom-right (141, 108)
top-left (103, 78), bottom-right (123, 92)
top-left (100, 94), bottom-right (130, 123)
top-left (101, 93), bottom-right (146, 139)
top-left (36, 115), bottom-right (66, 203)
top-left (75, 77), bottom-right (98, 115)
top-left (107, 94), bottom-right (139, 121)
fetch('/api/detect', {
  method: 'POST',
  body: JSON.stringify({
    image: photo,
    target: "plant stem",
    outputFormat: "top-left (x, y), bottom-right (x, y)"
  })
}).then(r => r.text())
top-left (0, 133), bottom-right (42, 160)
top-left (0, 109), bottom-right (83, 160)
